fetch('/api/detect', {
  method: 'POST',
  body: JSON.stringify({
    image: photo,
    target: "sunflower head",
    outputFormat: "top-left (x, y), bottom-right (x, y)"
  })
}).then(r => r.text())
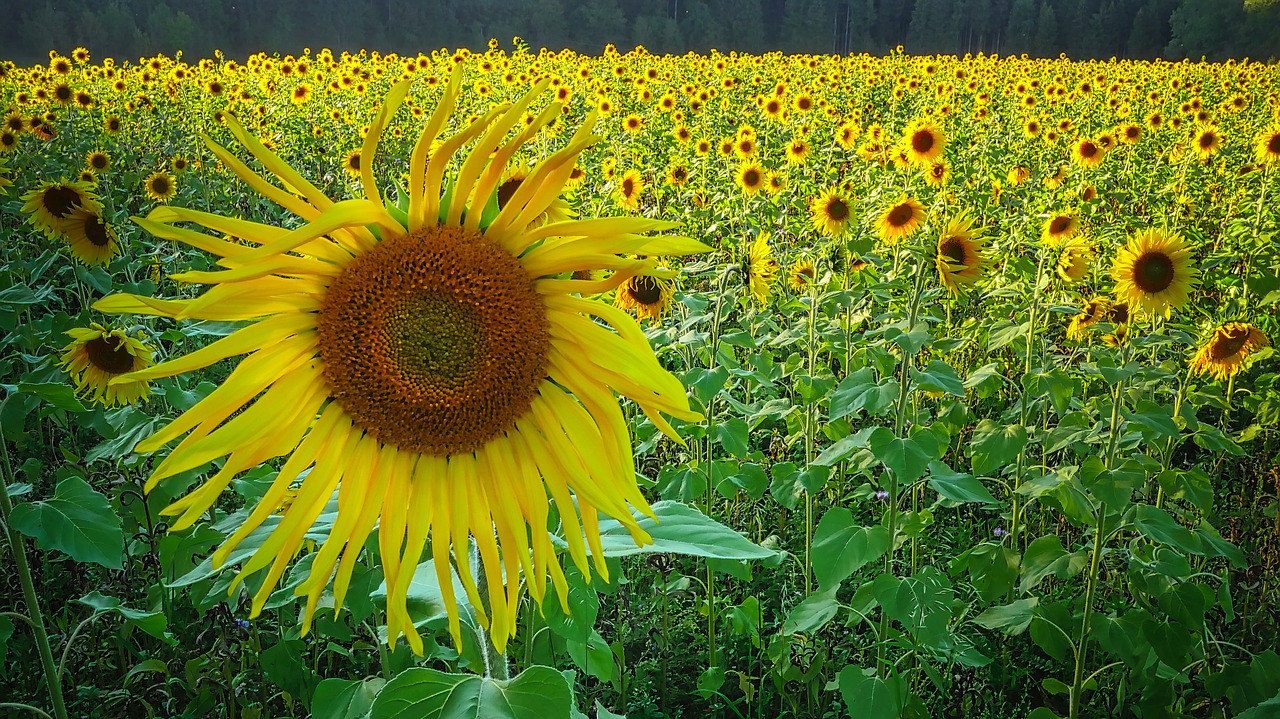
top-left (614, 273), bottom-right (675, 324)
top-left (809, 188), bottom-right (853, 237)
top-left (1110, 228), bottom-right (1200, 319)
top-left (1073, 138), bottom-right (1104, 167)
top-left (1041, 212), bottom-right (1078, 248)
top-left (734, 163), bottom-right (766, 195)
top-left (788, 256), bottom-right (818, 292)
top-left (59, 324), bottom-right (154, 406)
top-left (20, 180), bottom-right (101, 236)
top-left (1254, 127), bottom-right (1280, 164)
top-left (1054, 237), bottom-right (1095, 284)
top-left (1189, 322), bottom-right (1270, 381)
top-left (63, 208), bottom-right (119, 266)
top-left (934, 212), bottom-right (989, 292)
top-left (144, 171), bottom-right (178, 203)
top-left (744, 232), bottom-right (779, 305)
top-left (902, 119), bottom-right (946, 165)
top-left (616, 169), bottom-right (644, 210)
top-left (875, 196), bottom-right (926, 244)
top-left (1067, 296), bottom-right (1111, 341)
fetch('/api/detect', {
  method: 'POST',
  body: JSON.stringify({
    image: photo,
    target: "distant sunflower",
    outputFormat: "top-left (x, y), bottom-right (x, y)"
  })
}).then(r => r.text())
top-left (1006, 165), bottom-right (1030, 186)
top-left (743, 232), bottom-right (779, 305)
top-left (734, 162), bottom-right (766, 195)
top-left (614, 274), bottom-right (674, 324)
top-left (1189, 323), bottom-right (1270, 381)
top-left (144, 171), bottom-right (177, 203)
top-left (616, 168), bottom-right (644, 210)
top-left (1192, 126), bottom-right (1221, 159)
top-left (934, 212), bottom-right (989, 292)
top-left (21, 180), bottom-right (101, 235)
top-left (59, 324), bottom-right (153, 407)
top-left (902, 119), bottom-right (946, 165)
top-left (924, 160), bottom-right (950, 187)
top-left (86, 149), bottom-right (110, 173)
top-left (94, 73), bottom-right (705, 656)
top-left (809, 187), bottom-right (853, 237)
top-left (875, 196), bottom-right (926, 244)
top-left (342, 149), bottom-right (362, 178)
top-left (63, 208), bottom-right (119, 266)
top-left (1067, 296), bottom-right (1110, 340)
top-left (1072, 137), bottom-right (1104, 168)
top-left (788, 256), bottom-right (817, 292)
top-left (1041, 212), bottom-right (1078, 247)
top-left (665, 163), bottom-right (689, 186)
top-left (785, 137), bottom-right (811, 165)
top-left (1054, 237), bottom-right (1095, 283)
top-left (1111, 228), bottom-right (1199, 318)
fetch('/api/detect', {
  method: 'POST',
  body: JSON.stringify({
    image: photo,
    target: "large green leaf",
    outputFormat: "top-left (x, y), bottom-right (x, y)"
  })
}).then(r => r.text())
top-left (837, 665), bottom-right (901, 719)
top-left (370, 666), bottom-right (572, 719)
top-left (974, 598), bottom-right (1038, 635)
top-left (811, 508), bottom-right (891, 590)
top-left (77, 591), bottom-right (174, 644)
top-left (867, 427), bottom-right (937, 483)
top-left (927, 461), bottom-right (998, 504)
top-left (19, 382), bottom-right (88, 413)
top-left (782, 587), bottom-right (840, 636)
top-left (10, 476), bottom-right (123, 569)
top-left (1019, 534), bottom-right (1087, 593)
top-left (968, 420), bottom-right (1029, 475)
top-left (313, 678), bottom-right (387, 719)
top-left (594, 500), bottom-right (780, 561)
top-left (910, 359), bottom-right (964, 397)
top-left (829, 368), bottom-right (898, 420)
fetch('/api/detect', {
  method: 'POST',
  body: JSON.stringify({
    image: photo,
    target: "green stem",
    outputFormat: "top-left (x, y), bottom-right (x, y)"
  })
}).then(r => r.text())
top-left (1069, 370), bottom-right (1127, 719)
top-left (0, 438), bottom-right (70, 719)
top-left (1011, 251), bottom-right (1048, 549)
top-left (803, 281), bottom-right (819, 596)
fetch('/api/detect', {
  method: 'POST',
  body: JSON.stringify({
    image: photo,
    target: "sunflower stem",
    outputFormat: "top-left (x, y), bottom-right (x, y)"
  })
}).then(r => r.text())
top-left (0, 425), bottom-right (70, 719)
top-left (1010, 251), bottom-right (1048, 551)
top-left (803, 279), bottom-right (819, 597)
top-left (469, 543), bottom-right (509, 681)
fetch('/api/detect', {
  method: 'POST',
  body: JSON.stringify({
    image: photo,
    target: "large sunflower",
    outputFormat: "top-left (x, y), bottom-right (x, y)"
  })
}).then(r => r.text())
top-left (934, 212), bottom-right (989, 292)
top-left (63, 208), bottom-right (120, 266)
top-left (59, 323), bottom-right (154, 406)
top-left (1255, 127), bottom-right (1280, 164)
top-left (96, 73), bottom-right (706, 655)
top-left (1189, 323), bottom-right (1269, 381)
top-left (20, 180), bottom-right (101, 236)
top-left (1110, 228), bottom-right (1199, 318)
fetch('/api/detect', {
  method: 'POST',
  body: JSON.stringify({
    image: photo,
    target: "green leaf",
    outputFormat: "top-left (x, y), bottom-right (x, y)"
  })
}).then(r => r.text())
top-left (1134, 505), bottom-right (1201, 555)
top-left (1235, 690), bottom-right (1280, 719)
top-left (76, 591), bottom-right (174, 644)
top-left (872, 569), bottom-right (953, 645)
top-left (1019, 534), bottom-right (1087, 593)
top-left (0, 615), bottom-right (13, 666)
top-left (884, 323), bottom-right (932, 355)
top-left (811, 508), bottom-right (891, 590)
top-left (968, 420), bottom-right (1028, 475)
top-left (10, 476), bottom-right (123, 569)
top-left (769, 461), bottom-right (804, 510)
top-left (686, 367), bottom-right (729, 405)
top-left (19, 382), bottom-right (87, 413)
top-left (927, 461), bottom-right (998, 504)
top-left (370, 666), bottom-right (572, 719)
top-left (594, 501), bottom-right (780, 561)
top-left (966, 542), bottom-right (1019, 603)
top-left (262, 640), bottom-right (320, 708)
top-left (910, 360), bottom-right (964, 397)
top-left (312, 678), bottom-right (387, 719)
top-left (713, 418), bottom-right (750, 458)
top-left (782, 587), bottom-right (840, 636)
top-left (1124, 400), bottom-right (1180, 440)
top-left (974, 598), bottom-right (1038, 635)
top-left (829, 368), bottom-right (898, 420)
top-left (868, 427), bottom-right (935, 483)
top-left (837, 665), bottom-right (901, 719)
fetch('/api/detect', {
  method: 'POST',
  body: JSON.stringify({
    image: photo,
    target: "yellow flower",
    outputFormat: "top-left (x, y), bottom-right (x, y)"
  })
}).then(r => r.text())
top-left (95, 71), bottom-right (706, 656)
top-left (1067, 296), bottom-right (1110, 340)
top-left (1254, 127), bottom-right (1280, 164)
top-left (902, 119), bottom-right (946, 165)
top-left (614, 274), bottom-right (674, 324)
top-left (1041, 212), bottom-right (1079, 248)
top-left (787, 255), bottom-right (817, 292)
top-left (1110, 228), bottom-right (1200, 318)
top-left (1189, 323), bottom-right (1270, 381)
top-left (59, 324), bottom-right (153, 406)
top-left (21, 180), bottom-right (102, 236)
top-left (1192, 125), bottom-right (1221, 159)
top-left (743, 232), bottom-right (779, 305)
top-left (1054, 237), bottom-right (1095, 283)
top-left (934, 212), bottom-right (989, 292)
top-left (1072, 137), bottom-right (1104, 168)
top-left (734, 162), bottom-right (766, 195)
top-left (875, 196), bottom-right (926, 244)
top-left (62, 208), bottom-right (120, 266)
top-left (144, 171), bottom-right (178, 203)
top-left (616, 169), bottom-right (644, 210)
top-left (809, 188), bottom-right (853, 237)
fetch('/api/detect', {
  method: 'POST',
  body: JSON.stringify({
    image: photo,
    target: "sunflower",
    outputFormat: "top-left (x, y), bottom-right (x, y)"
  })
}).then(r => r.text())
top-left (95, 73), bottom-right (705, 655)
top-left (0, 157), bottom-right (11, 194)
top-left (1192, 126), bottom-right (1221, 159)
top-left (902, 119), bottom-right (945, 165)
top-left (875, 196), bottom-right (926, 244)
top-left (21, 180), bottom-right (101, 235)
top-left (743, 232), bottom-right (779, 305)
top-left (1189, 323), bottom-right (1270, 381)
top-left (1102, 301), bottom-right (1131, 346)
top-left (144, 171), bottom-right (178, 203)
top-left (924, 160), bottom-right (950, 187)
top-left (1007, 165), bottom-right (1030, 186)
top-left (785, 137), bottom-right (811, 164)
top-left (1254, 127), bottom-right (1280, 164)
top-left (1040, 212), bottom-right (1078, 247)
top-left (614, 274), bottom-right (674, 324)
top-left (809, 187), bottom-right (853, 237)
top-left (1066, 296), bottom-right (1110, 340)
top-left (63, 208), bottom-right (120, 266)
top-left (1072, 137), bottom-right (1104, 168)
top-left (787, 256), bottom-right (817, 292)
top-left (1111, 228), bottom-right (1200, 318)
top-left (616, 169), bottom-right (644, 210)
top-left (1054, 237), bottom-right (1095, 284)
top-left (86, 149), bottom-right (110, 173)
top-left (59, 324), bottom-right (154, 407)
top-left (734, 162), bottom-right (766, 195)
top-left (342, 149), bottom-right (362, 178)
top-left (934, 212), bottom-right (989, 292)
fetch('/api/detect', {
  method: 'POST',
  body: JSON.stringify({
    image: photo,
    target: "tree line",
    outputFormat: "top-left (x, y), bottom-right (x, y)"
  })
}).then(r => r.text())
top-left (4, 0), bottom-right (1278, 65)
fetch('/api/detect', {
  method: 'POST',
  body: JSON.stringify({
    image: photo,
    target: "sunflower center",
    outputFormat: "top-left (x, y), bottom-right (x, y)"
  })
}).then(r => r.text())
top-left (1049, 217), bottom-right (1072, 235)
top-left (910, 129), bottom-right (935, 154)
top-left (1132, 252), bottom-right (1175, 293)
top-left (1211, 327), bottom-right (1250, 360)
top-left (151, 177), bottom-right (171, 195)
top-left (84, 214), bottom-right (111, 246)
top-left (497, 178), bottom-right (523, 208)
top-left (629, 276), bottom-right (664, 305)
top-left (1080, 142), bottom-right (1098, 158)
top-left (887, 203), bottom-right (914, 227)
top-left (44, 186), bottom-right (84, 218)
top-left (86, 335), bottom-right (136, 374)
top-left (939, 237), bottom-right (967, 265)
top-left (317, 224), bottom-right (548, 456)
top-left (826, 199), bottom-right (849, 220)
top-left (743, 170), bottom-right (760, 187)
top-left (622, 177), bottom-right (637, 196)
top-left (1268, 134), bottom-right (1280, 154)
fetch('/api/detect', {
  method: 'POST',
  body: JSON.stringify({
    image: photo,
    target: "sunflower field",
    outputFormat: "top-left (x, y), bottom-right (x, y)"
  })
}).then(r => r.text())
top-left (1, 42), bottom-right (1279, 719)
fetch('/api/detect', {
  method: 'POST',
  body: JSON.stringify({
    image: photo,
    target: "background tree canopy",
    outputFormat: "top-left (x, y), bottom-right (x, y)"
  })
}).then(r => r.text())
top-left (2, 0), bottom-right (1278, 63)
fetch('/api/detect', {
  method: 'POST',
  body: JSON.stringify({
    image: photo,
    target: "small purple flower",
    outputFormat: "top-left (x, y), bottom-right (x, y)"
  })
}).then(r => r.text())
top-left (235, 618), bottom-right (250, 629)
top-left (875, 490), bottom-right (890, 500)
top-left (992, 527), bottom-right (1007, 538)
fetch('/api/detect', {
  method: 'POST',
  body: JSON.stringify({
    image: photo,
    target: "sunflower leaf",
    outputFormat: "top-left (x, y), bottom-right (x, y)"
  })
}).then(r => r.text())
top-left (594, 501), bottom-right (780, 561)
top-left (9, 476), bottom-right (123, 569)
top-left (369, 665), bottom-right (572, 719)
